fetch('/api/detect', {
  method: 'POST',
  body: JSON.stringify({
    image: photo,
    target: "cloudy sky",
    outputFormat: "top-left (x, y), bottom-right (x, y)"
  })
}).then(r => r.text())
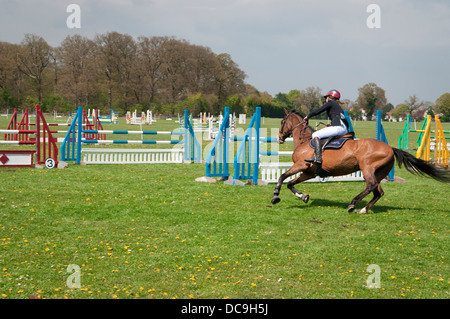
top-left (1, 0), bottom-right (449, 106)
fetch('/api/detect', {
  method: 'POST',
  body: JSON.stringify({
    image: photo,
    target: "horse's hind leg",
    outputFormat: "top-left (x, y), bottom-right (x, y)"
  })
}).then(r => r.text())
top-left (347, 185), bottom-right (376, 212)
top-left (357, 184), bottom-right (384, 214)
top-left (357, 163), bottom-right (391, 213)
top-left (287, 172), bottom-right (315, 203)
top-left (347, 170), bottom-right (378, 213)
top-left (348, 163), bottom-right (391, 213)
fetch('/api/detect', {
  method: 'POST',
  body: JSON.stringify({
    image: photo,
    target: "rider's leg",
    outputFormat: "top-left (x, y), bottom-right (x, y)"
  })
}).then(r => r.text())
top-left (304, 124), bottom-right (348, 164)
top-left (304, 136), bottom-right (322, 164)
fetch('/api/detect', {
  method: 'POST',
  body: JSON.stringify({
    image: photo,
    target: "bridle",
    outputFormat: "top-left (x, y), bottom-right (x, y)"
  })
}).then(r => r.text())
top-left (279, 112), bottom-right (310, 143)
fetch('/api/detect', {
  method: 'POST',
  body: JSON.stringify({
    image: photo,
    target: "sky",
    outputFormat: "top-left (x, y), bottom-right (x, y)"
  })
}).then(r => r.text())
top-left (1, 0), bottom-right (449, 106)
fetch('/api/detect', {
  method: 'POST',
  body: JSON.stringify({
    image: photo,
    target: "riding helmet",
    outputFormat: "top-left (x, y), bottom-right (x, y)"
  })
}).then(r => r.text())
top-left (325, 89), bottom-right (341, 100)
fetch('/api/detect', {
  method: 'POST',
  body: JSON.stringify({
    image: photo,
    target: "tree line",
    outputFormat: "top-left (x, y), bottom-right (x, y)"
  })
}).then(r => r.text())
top-left (0, 32), bottom-right (254, 116)
top-left (1, 32), bottom-right (449, 120)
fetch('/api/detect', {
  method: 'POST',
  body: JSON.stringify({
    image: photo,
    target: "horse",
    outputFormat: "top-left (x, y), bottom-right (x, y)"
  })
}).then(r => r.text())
top-left (271, 109), bottom-right (450, 214)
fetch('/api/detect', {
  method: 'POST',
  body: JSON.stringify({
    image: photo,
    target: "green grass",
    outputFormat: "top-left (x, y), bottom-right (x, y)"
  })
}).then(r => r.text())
top-left (0, 114), bottom-right (449, 299)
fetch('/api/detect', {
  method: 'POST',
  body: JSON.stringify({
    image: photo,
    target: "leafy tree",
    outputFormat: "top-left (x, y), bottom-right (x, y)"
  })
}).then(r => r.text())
top-left (299, 86), bottom-right (321, 116)
top-left (391, 104), bottom-right (409, 121)
top-left (213, 53), bottom-right (246, 106)
top-left (404, 94), bottom-right (425, 120)
top-left (273, 92), bottom-right (290, 108)
top-left (356, 83), bottom-right (387, 119)
top-left (224, 94), bottom-right (243, 114)
top-left (382, 103), bottom-right (394, 119)
top-left (1, 89), bottom-right (17, 108)
top-left (286, 89), bottom-right (302, 111)
top-left (435, 93), bottom-right (450, 121)
top-left (42, 94), bottom-right (72, 112)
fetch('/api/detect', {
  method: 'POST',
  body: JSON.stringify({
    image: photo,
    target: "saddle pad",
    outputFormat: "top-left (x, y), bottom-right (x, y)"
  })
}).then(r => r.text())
top-left (309, 138), bottom-right (351, 150)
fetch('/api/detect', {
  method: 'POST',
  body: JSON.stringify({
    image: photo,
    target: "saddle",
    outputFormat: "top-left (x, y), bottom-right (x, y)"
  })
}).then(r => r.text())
top-left (308, 132), bottom-right (355, 178)
top-left (309, 132), bottom-right (355, 150)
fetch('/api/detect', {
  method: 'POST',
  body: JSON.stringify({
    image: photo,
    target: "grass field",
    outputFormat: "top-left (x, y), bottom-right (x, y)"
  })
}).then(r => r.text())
top-left (0, 112), bottom-right (448, 299)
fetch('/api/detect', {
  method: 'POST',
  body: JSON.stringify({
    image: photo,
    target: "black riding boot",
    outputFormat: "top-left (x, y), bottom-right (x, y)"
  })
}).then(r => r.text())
top-left (305, 137), bottom-right (322, 164)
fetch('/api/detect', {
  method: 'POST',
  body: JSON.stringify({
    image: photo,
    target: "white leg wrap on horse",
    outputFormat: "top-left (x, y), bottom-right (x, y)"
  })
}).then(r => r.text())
top-left (357, 207), bottom-right (367, 214)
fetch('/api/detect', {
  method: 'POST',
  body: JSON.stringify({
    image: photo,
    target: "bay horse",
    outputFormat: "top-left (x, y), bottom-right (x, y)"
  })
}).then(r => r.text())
top-left (271, 109), bottom-right (450, 214)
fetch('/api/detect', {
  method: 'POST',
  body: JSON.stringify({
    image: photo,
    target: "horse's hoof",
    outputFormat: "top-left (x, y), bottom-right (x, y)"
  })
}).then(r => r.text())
top-left (271, 196), bottom-right (281, 205)
top-left (302, 195), bottom-right (309, 203)
top-left (357, 208), bottom-right (368, 214)
top-left (347, 205), bottom-right (355, 213)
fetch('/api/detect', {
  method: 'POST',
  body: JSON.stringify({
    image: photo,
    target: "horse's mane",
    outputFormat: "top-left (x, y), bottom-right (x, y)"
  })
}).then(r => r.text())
top-left (287, 109), bottom-right (304, 119)
top-left (287, 109), bottom-right (315, 133)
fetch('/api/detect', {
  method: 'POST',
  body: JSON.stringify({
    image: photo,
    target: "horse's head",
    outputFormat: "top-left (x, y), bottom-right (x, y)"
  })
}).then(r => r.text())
top-left (277, 109), bottom-right (309, 144)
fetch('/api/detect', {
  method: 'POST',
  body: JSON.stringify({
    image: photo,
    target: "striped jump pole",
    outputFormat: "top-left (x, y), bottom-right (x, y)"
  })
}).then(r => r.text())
top-left (80, 130), bottom-right (185, 145)
top-left (81, 140), bottom-right (183, 145)
top-left (30, 123), bottom-right (75, 127)
top-left (0, 129), bottom-right (37, 134)
top-left (0, 128), bottom-right (37, 145)
top-left (81, 130), bottom-right (184, 135)
top-left (60, 106), bottom-right (201, 165)
top-left (0, 140), bottom-right (36, 145)
top-left (232, 137), bottom-right (293, 143)
top-left (259, 151), bottom-right (293, 156)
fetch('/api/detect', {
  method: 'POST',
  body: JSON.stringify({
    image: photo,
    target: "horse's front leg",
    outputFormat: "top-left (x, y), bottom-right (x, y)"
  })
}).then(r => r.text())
top-left (271, 179), bottom-right (283, 204)
top-left (271, 164), bottom-right (303, 204)
top-left (287, 172), bottom-right (315, 203)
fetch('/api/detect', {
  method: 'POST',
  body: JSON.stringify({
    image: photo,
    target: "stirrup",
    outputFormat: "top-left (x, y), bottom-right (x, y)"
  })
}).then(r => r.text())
top-left (315, 165), bottom-right (330, 177)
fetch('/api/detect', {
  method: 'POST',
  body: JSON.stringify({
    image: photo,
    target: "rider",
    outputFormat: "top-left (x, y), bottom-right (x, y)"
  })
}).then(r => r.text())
top-left (303, 89), bottom-right (349, 165)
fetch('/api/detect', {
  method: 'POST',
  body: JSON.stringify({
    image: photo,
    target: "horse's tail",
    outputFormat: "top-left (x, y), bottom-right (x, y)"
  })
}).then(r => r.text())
top-left (393, 148), bottom-right (450, 183)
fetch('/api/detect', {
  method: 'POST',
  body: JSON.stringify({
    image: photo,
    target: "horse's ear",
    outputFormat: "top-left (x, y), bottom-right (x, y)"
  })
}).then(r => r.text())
top-left (284, 108), bottom-right (289, 115)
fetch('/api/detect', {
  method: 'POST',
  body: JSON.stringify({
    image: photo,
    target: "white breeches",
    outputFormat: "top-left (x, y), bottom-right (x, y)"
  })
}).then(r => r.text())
top-left (312, 122), bottom-right (348, 140)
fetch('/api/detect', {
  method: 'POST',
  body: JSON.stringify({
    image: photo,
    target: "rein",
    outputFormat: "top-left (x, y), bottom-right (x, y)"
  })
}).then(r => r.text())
top-left (283, 112), bottom-right (312, 144)
top-left (315, 122), bottom-right (329, 129)
top-left (298, 120), bottom-right (312, 144)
